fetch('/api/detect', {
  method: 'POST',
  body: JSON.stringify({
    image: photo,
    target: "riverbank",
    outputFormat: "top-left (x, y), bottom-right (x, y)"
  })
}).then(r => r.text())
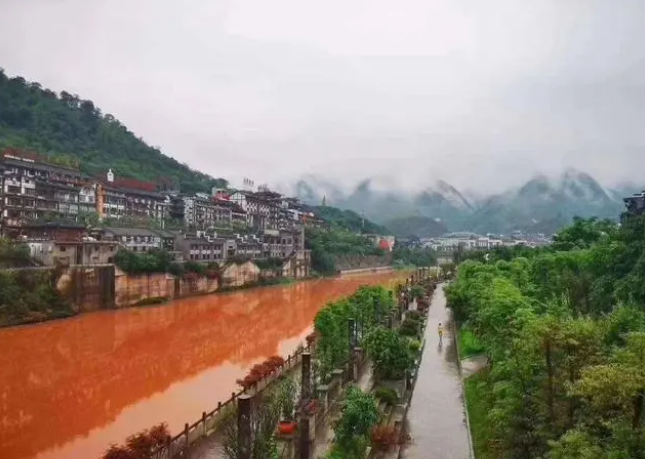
top-left (0, 271), bottom-right (403, 459)
top-left (338, 265), bottom-right (393, 275)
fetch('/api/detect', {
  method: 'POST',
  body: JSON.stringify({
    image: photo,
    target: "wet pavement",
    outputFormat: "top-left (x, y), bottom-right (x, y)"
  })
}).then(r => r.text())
top-left (401, 285), bottom-right (472, 459)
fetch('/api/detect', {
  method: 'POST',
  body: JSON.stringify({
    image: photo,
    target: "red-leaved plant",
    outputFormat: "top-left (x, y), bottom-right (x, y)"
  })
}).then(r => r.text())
top-left (371, 425), bottom-right (399, 452)
top-left (236, 356), bottom-right (285, 389)
top-left (102, 423), bottom-right (171, 459)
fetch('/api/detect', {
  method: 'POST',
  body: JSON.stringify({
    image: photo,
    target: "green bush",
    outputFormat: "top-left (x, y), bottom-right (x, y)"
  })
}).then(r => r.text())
top-left (365, 326), bottom-right (414, 380)
top-left (398, 317), bottom-right (421, 338)
top-left (458, 327), bottom-right (485, 359)
top-left (408, 338), bottom-right (422, 355)
top-left (373, 387), bottom-right (398, 406)
top-left (332, 387), bottom-right (379, 458)
top-left (314, 286), bottom-right (394, 382)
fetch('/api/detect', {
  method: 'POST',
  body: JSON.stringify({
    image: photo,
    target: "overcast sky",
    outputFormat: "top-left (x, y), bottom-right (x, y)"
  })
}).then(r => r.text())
top-left (1, 0), bottom-right (644, 193)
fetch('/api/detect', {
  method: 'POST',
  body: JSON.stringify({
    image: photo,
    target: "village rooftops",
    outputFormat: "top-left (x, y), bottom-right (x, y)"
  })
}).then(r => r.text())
top-left (98, 227), bottom-right (166, 238)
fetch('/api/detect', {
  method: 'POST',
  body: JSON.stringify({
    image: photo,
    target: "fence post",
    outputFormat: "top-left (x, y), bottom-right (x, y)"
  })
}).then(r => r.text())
top-left (301, 352), bottom-right (312, 401)
top-left (238, 394), bottom-right (253, 459)
top-left (202, 411), bottom-right (207, 437)
top-left (299, 416), bottom-right (311, 459)
top-left (184, 423), bottom-right (189, 451)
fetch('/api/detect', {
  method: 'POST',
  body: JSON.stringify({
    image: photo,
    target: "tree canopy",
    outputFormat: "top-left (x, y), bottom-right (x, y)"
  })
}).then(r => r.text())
top-left (0, 69), bottom-right (227, 194)
top-left (447, 213), bottom-right (645, 459)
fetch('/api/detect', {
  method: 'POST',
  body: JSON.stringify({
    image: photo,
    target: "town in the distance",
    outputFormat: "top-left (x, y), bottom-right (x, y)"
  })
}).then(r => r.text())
top-left (1, 146), bottom-right (558, 272)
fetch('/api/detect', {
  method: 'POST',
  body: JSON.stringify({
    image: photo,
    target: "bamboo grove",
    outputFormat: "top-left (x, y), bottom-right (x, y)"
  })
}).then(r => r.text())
top-left (446, 215), bottom-right (645, 459)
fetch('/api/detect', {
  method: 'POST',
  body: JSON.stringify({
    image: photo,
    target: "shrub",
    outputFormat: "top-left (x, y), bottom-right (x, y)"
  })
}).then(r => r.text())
top-left (406, 310), bottom-right (423, 323)
top-left (408, 339), bottom-right (422, 355)
top-left (398, 318), bottom-right (421, 338)
top-left (371, 425), bottom-right (399, 452)
top-left (410, 285), bottom-right (425, 300)
top-left (373, 387), bottom-right (398, 406)
top-left (334, 387), bottom-right (379, 456)
top-left (459, 327), bottom-right (485, 358)
top-left (365, 326), bottom-right (414, 380)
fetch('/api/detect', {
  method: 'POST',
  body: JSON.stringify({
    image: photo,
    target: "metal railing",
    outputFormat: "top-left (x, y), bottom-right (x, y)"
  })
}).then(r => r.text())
top-left (149, 343), bottom-right (312, 459)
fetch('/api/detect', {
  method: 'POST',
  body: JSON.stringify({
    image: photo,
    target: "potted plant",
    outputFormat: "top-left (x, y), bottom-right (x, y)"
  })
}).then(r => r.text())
top-left (277, 377), bottom-right (298, 435)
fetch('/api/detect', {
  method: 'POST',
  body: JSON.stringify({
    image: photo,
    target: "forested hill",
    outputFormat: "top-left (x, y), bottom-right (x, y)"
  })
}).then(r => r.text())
top-left (312, 205), bottom-right (390, 234)
top-left (0, 69), bottom-right (227, 194)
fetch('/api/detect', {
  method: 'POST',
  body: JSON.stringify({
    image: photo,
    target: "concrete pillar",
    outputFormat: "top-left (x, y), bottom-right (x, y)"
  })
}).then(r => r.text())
top-left (237, 394), bottom-right (252, 459)
top-left (301, 352), bottom-right (312, 401)
top-left (299, 416), bottom-right (311, 459)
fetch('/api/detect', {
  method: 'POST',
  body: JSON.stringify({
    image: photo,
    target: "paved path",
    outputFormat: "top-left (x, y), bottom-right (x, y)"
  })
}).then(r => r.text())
top-left (401, 285), bottom-right (471, 459)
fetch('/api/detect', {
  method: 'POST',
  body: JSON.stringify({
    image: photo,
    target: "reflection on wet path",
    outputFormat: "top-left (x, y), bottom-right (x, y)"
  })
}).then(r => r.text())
top-left (402, 285), bottom-right (471, 459)
top-left (0, 272), bottom-right (400, 459)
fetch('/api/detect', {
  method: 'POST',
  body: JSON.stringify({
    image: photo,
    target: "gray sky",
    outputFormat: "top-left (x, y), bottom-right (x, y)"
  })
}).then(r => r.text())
top-left (1, 0), bottom-right (644, 193)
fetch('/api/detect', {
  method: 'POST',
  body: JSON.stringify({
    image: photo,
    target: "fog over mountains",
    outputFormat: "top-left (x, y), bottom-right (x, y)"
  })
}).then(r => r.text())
top-left (279, 169), bottom-right (640, 236)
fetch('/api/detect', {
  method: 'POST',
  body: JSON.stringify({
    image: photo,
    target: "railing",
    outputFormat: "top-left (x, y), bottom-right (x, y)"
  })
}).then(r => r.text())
top-left (149, 343), bottom-right (312, 459)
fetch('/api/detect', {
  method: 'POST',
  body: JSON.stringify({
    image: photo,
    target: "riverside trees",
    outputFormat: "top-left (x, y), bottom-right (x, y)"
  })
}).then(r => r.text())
top-left (448, 215), bottom-right (645, 459)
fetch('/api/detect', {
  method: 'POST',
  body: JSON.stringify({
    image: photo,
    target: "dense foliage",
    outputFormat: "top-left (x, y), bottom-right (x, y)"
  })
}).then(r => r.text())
top-left (306, 227), bottom-right (386, 275)
top-left (0, 268), bottom-right (73, 326)
top-left (327, 386), bottom-right (379, 459)
top-left (384, 215), bottom-right (448, 238)
top-left (447, 214), bottom-right (645, 459)
top-left (314, 286), bottom-right (394, 381)
top-left (313, 205), bottom-right (390, 234)
top-left (392, 245), bottom-right (437, 268)
top-left (0, 69), bottom-right (227, 194)
top-left (364, 326), bottom-right (414, 379)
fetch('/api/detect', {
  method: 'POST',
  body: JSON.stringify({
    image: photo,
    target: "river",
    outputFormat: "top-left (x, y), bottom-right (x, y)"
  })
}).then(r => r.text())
top-left (0, 272), bottom-right (402, 459)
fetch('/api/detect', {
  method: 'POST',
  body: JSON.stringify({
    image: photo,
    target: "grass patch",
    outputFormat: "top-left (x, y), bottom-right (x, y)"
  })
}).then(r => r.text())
top-left (458, 326), bottom-right (485, 359)
top-left (465, 371), bottom-right (499, 459)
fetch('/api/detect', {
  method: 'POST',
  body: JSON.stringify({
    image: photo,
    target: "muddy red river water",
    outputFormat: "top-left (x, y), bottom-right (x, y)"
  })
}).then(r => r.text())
top-left (0, 272), bottom-right (402, 459)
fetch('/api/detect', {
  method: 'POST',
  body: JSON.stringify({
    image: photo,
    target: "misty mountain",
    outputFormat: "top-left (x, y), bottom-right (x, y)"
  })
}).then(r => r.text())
top-left (383, 215), bottom-right (448, 239)
top-left (285, 169), bottom-right (637, 235)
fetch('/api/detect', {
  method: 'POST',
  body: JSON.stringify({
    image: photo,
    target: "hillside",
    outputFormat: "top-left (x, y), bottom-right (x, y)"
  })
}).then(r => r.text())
top-left (384, 215), bottom-right (448, 238)
top-left (313, 205), bottom-right (390, 235)
top-left (0, 70), bottom-right (227, 193)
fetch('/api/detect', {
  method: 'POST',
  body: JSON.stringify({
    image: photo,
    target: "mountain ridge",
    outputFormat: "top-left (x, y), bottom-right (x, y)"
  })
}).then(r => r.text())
top-left (284, 170), bottom-right (641, 235)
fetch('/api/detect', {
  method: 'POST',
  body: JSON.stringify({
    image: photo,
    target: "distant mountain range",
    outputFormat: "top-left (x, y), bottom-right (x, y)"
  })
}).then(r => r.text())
top-left (281, 169), bottom-right (641, 236)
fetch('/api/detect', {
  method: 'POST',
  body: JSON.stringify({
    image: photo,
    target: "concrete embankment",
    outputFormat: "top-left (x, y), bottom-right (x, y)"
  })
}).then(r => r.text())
top-left (339, 266), bottom-right (393, 275)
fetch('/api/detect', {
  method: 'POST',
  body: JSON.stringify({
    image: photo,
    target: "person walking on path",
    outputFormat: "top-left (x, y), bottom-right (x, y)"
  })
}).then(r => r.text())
top-left (438, 321), bottom-right (444, 344)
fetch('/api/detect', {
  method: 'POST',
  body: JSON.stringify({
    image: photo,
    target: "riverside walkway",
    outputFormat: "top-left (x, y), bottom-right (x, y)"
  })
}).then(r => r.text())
top-left (401, 285), bottom-right (472, 459)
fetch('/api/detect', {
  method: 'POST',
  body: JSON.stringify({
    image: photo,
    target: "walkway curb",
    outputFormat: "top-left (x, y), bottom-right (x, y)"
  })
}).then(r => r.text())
top-left (452, 324), bottom-right (476, 459)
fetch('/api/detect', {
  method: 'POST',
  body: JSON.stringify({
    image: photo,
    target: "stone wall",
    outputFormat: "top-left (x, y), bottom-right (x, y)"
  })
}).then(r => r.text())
top-left (282, 249), bottom-right (311, 279)
top-left (176, 276), bottom-right (220, 298)
top-left (333, 253), bottom-right (392, 272)
top-left (114, 269), bottom-right (174, 308)
top-left (57, 265), bottom-right (116, 312)
top-left (220, 261), bottom-right (261, 288)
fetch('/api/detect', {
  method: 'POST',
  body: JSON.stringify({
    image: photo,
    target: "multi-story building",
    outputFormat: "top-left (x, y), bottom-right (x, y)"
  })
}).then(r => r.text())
top-left (177, 194), bottom-right (232, 229)
top-left (235, 236), bottom-right (264, 260)
top-left (624, 191), bottom-right (645, 216)
top-left (98, 227), bottom-right (164, 252)
top-left (2, 149), bottom-right (89, 227)
top-left (175, 234), bottom-right (226, 263)
top-left (230, 190), bottom-right (272, 230)
top-left (96, 170), bottom-right (168, 221)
